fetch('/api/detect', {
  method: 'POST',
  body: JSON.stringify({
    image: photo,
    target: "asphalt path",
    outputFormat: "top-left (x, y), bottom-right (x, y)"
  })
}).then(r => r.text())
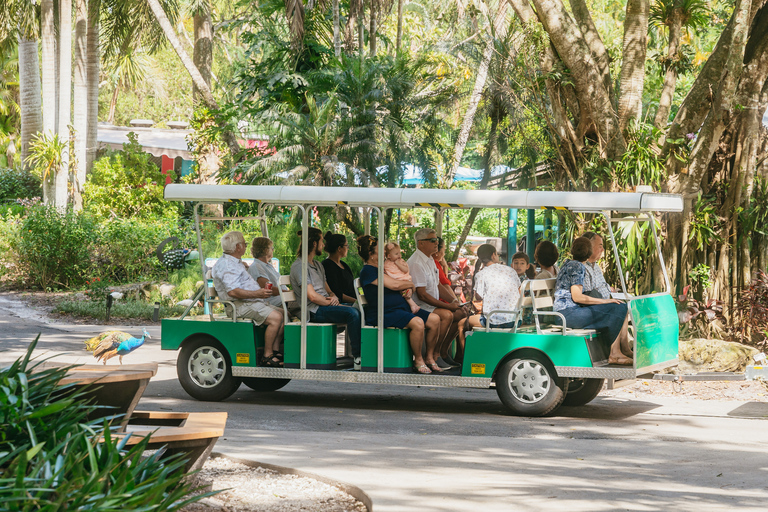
top-left (2, 294), bottom-right (768, 511)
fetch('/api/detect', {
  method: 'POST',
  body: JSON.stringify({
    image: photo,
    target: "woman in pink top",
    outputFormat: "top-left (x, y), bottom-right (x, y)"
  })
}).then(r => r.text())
top-left (383, 242), bottom-right (420, 314)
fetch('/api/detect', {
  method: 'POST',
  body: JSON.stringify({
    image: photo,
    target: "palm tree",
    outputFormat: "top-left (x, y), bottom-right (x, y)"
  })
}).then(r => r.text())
top-left (104, 47), bottom-right (152, 124)
top-left (651, 0), bottom-right (709, 129)
top-left (73, 0), bottom-right (88, 210)
top-left (41, 0), bottom-right (57, 139)
top-left (87, 0), bottom-right (101, 173)
top-left (57, 0), bottom-right (72, 209)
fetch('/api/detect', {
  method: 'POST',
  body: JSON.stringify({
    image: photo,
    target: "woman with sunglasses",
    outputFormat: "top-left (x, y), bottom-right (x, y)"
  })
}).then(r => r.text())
top-left (357, 235), bottom-right (442, 374)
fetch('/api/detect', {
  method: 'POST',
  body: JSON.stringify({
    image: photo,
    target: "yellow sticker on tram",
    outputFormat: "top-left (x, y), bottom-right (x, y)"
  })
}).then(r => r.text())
top-left (236, 353), bottom-right (250, 364)
top-left (471, 363), bottom-right (486, 375)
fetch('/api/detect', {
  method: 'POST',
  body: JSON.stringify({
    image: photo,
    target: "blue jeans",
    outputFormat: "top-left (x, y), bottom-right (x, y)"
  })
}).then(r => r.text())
top-left (558, 303), bottom-right (628, 346)
top-left (311, 305), bottom-right (361, 358)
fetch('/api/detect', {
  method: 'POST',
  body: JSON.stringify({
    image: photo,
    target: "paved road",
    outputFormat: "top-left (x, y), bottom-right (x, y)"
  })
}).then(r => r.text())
top-left (2, 294), bottom-right (768, 511)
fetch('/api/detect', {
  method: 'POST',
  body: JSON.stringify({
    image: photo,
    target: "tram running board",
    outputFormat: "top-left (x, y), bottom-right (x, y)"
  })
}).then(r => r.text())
top-left (232, 366), bottom-right (493, 388)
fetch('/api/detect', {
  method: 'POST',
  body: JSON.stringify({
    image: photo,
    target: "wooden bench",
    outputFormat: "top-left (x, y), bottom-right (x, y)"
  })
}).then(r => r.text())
top-left (119, 411), bottom-right (228, 473)
top-left (43, 362), bottom-right (158, 431)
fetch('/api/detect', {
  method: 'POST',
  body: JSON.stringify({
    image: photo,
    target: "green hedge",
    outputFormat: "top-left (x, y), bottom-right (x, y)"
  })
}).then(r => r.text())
top-left (0, 167), bottom-right (41, 202)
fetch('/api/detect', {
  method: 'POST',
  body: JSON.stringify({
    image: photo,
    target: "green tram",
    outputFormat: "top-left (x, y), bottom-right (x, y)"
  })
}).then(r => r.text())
top-left (161, 184), bottom-right (683, 416)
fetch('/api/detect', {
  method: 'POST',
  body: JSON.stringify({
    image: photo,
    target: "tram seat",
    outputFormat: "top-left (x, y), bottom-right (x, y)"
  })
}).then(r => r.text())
top-left (353, 278), bottom-right (413, 373)
top-left (277, 275), bottom-right (341, 370)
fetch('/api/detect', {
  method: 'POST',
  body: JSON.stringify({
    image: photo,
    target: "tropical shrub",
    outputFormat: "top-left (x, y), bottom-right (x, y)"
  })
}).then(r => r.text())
top-left (733, 271), bottom-right (768, 350)
top-left (0, 167), bottom-right (41, 201)
top-left (93, 217), bottom-right (188, 282)
top-left (13, 205), bottom-right (96, 289)
top-left (0, 337), bottom-right (209, 510)
top-left (84, 132), bottom-right (181, 220)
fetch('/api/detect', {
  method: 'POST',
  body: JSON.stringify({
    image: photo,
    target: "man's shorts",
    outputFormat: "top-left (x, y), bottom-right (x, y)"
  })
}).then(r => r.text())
top-left (229, 301), bottom-right (281, 325)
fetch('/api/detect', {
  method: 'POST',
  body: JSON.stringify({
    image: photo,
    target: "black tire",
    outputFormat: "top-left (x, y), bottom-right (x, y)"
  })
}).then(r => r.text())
top-left (562, 378), bottom-right (605, 407)
top-left (242, 377), bottom-right (291, 392)
top-left (177, 337), bottom-right (241, 401)
top-left (495, 355), bottom-right (568, 416)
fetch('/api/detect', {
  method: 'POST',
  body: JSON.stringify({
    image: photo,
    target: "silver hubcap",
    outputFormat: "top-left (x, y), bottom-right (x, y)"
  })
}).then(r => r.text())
top-left (188, 346), bottom-right (227, 388)
top-left (508, 360), bottom-right (550, 403)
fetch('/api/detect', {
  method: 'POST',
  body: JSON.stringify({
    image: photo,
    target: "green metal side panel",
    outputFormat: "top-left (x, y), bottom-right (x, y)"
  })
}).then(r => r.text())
top-left (284, 324), bottom-right (337, 369)
top-left (160, 319), bottom-right (262, 367)
top-left (630, 294), bottom-right (679, 369)
top-left (461, 331), bottom-right (594, 378)
top-left (361, 327), bottom-right (413, 372)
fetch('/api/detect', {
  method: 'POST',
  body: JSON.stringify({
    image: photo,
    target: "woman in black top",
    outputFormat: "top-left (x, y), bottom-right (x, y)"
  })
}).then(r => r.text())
top-left (321, 232), bottom-right (356, 304)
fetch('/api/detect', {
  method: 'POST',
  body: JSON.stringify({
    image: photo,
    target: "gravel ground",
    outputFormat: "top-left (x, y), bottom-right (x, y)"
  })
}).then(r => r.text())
top-left (181, 457), bottom-right (367, 512)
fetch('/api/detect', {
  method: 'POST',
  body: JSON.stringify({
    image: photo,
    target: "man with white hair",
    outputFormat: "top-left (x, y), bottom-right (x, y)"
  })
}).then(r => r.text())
top-left (407, 228), bottom-right (464, 371)
top-left (212, 231), bottom-right (285, 367)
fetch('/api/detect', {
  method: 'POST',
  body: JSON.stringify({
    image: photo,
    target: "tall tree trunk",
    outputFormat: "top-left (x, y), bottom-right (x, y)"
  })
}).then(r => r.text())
top-left (86, 0), bottom-right (100, 174)
top-left (145, 0), bottom-right (240, 157)
top-left (193, 5), bottom-right (213, 102)
top-left (358, 4), bottom-right (365, 59)
top-left (529, 0), bottom-right (625, 159)
top-left (41, 0), bottom-right (57, 136)
top-left (396, 0), bottom-right (403, 52)
top-left (108, 84), bottom-right (119, 124)
top-left (654, 14), bottom-right (682, 129)
top-left (72, 0), bottom-right (88, 211)
top-left (333, 0), bottom-right (341, 57)
top-left (445, 1), bottom-right (508, 188)
top-left (369, 0), bottom-right (377, 56)
top-left (18, 37), bottom-right (43, 167)
top-left (618, 0), bottom-right (649, 132)
top-left (57, 0), bottom-right (73, 210)
top-left (570, 0), bottom-right (615, 108)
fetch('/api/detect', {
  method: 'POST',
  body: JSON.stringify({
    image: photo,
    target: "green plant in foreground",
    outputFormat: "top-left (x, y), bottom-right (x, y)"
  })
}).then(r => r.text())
top-left (0, 336), bottom-right (212, 510)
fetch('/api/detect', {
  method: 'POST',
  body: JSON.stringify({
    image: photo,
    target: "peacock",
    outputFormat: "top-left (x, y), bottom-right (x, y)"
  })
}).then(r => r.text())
top-left (84, 329), bottom-right (151, 364)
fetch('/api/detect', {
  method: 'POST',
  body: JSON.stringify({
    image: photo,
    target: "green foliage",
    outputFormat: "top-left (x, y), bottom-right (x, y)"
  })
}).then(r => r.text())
top-left (24, 133), bottom-right (65, 183)
top-left (93, 217), bottom-right (187, 282)
top-left (690, 193), bottom-right (721, 250)
top-left (688, 263), bottom-right (712, 292)
top-left (55, 299), bottom-right (187, 321)
top-left (13, 205), bottom-right (97, 290)
top-left (84, 133), bottom-right (181, 220)
top-left (0, 337), bottom-right (209, 510)
top-left (0, 167), bottom-right (41, 201)
top-left (614, 122), bottom-right (667, 189)
top-left (83, 276), bottom-right (109, 301)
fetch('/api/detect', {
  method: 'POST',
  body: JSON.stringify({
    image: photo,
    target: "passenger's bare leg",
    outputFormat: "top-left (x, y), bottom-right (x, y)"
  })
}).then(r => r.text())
top-left (440, 309), bottom-right (466, 358)
top-left (608, 315), bottom-right (631, 364)
top-left (432, 308), bottom-right (454, 352)
top-left (456, 314), bottom-right (482, 362)
top-left (423, 313), bottom-right (440, 366)
top-left (263, 310), bottom-right (284, 357)
top-left (406, 317), bottom-right (427, 368)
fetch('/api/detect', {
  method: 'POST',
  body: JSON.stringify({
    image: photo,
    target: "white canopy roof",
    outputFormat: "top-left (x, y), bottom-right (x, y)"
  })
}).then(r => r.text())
top-left (164, 184), bottom-right (683, 213)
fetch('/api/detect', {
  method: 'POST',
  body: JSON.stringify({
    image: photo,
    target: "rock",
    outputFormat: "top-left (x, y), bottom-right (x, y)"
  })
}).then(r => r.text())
top-left (678, 338), bottom-right (760, 373)
top-left (158, 284), bottom-right (176, 298)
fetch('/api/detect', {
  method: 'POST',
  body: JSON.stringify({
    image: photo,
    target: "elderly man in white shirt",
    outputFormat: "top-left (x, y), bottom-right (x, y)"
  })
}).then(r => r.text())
top-left (407, 228), bottom-right (465, 370)
top-left (212, 231), bottom-right (285, 367)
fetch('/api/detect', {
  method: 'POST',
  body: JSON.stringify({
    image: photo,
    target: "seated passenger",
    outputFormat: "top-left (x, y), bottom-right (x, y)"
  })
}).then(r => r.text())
top-left (512, 251), bottom-right (536, 280)
top-left (248, 237), bottom-right (283, 307)
top-left (433, 237), bottom-right (459, 302)
top-left (357, 235), bottom-right (441, 374)
top-left (408, 229), bottom-right (465, 370)
top-left (290, 228), bottom-right (362, 369)
top-left (534, 240), bottom-right (559, 279)
top-left (553, 237), bottom-right (633, 365)
top-left (581, 231), bottom-right (614, 299)
top-left (321, 232), bottom-right (357, 304)
top-left (212, 231), bottom-right (285, 367)
top-left (458, 244), bottom-right (521, 346)
top-left (383, 242), bottom-right (420, 314)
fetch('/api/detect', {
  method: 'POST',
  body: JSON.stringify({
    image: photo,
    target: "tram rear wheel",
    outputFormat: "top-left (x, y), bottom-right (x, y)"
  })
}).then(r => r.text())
top-left (496, 355), bottom-right (568, 416)
top-left (242, 377), bottom-right (291, 392)
top-left (562, 378), bottom-right (605, 407)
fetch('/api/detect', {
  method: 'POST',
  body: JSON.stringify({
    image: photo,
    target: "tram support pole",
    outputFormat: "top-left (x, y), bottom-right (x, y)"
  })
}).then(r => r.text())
top-left (526, 209), bottom-right (536, 263)
top-left (507, 209), bottom-right (517, 265)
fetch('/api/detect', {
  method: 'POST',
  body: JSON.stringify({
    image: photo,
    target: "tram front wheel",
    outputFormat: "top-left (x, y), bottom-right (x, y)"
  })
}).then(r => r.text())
top-left (562, 378), bottom-right (605, 407)
top-left (496, 355), bottom-right (568, 416)
top-left (178, 337), bottom-right (241, 401)
top-left (242, 377), bottom-right (291, 392)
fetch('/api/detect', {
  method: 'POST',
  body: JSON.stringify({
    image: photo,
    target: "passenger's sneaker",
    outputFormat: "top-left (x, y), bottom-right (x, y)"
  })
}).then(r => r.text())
top-left (353, 357), bottom-right (361, 371)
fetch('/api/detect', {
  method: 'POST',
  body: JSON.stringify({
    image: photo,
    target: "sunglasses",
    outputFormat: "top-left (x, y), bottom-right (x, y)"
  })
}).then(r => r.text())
top-left (419, 237), bottom-right (438, 243)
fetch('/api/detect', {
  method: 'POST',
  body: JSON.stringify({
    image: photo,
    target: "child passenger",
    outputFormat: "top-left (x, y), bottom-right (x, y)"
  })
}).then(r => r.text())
top-left (383, 242), bottom-right (421, 314)
top-left (512, 251), bottom-right (536, 280)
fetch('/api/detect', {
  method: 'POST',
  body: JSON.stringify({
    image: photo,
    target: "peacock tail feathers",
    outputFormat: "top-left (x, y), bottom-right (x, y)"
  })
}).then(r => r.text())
top-left (84, 331), bottom-right (131, 353)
